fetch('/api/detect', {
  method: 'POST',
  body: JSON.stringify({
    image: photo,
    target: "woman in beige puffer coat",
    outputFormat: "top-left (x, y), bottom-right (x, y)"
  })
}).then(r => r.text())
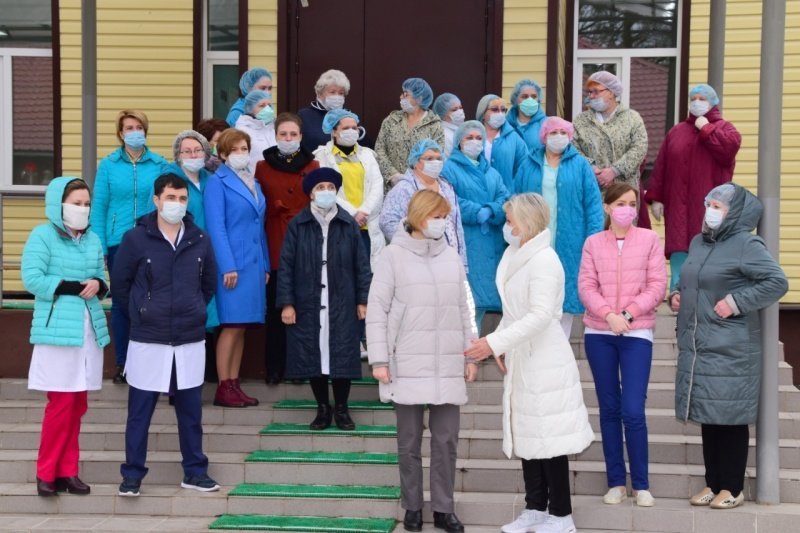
top-left (367, 189), bottom-right (476, 533)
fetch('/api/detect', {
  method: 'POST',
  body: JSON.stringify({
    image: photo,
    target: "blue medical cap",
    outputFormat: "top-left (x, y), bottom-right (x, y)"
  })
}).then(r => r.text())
top-left (407, 138), bottom-right (442, 168)
top-left (239, 67), bottom-right (272, 96)
top-left (244, 90), bottom-right (271, 114)
top-left (510, 79), bottom-right (542, 105)
top-left (454, 120), bottom-right (487, 151)
top-left (402, 78), bottom-right (434, 109)
top-left (432, 93), bottom-right (461, 119)
top-left (322, 109), bottom-right (360, 135)
top-left (689, 84), bottom-right (720, 107)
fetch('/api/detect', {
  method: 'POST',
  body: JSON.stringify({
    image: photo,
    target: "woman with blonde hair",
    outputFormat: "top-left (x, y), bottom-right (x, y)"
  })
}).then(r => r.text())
top-left (466, 193), bottom-right (593, 533)
top-left (368, 189), bottom-right (477, 533)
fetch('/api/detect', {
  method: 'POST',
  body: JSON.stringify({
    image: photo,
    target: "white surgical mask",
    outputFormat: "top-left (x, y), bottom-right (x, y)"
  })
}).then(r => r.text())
top-left (62, 203), bottom-right (90, 231)
top-left (546, 134), bottom-right (570, 154)
top-left (589, 98), bottom-right (608, 112)
top-left (160, 201), bottom-right (187, 225)
top-left (422, 218), bottom-right (446, 240)
top-left (181, 158), bottom-right (206, 173)
top-left (313, 189), bottom-right (337, 210)
top-left (449, 109), bottom-right (465, 126)
top-left (503, 223), bottom-right (521, 248)
top-left (227, 154), bottom-right (250, 171)
top-left (462, 139), bottom-right (483, 160)
top-left (400, 98), bottom-right (416, 113)
top-left (487, 112), bottom-right (506, 129)
top-left (704, 206), bottom-right (725, 229)
top-left (337, 129), bottom-right (360, 147)
top-left (689, 100), bottom-right (711, 117)
top-left (422, 160), bottom-right (443, 178)
top-left (277, 139), bottom-right (301, 155)
top-left (323, 95), bottom-right (345, 110)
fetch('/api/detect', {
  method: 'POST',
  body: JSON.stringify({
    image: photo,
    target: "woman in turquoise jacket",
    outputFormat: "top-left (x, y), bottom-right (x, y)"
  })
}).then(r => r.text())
top-left (517, 116), bottom-right (605, 335)
top-left (22, 177), bottom-right (110, 497)
top-left (506, 79), bottom-right (548, 152)
top-left (476, 94), bottom-right (530, 194)
top-left (441, 120), bottom-right (510, 333)
top-left (89, 110), bottom-right (167, 383)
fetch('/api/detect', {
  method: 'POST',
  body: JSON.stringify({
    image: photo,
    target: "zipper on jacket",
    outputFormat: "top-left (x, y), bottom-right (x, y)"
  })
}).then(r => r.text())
top-left (111, 213), bottom-right (116, 236)
top-left (132, 161), bottom-right (138, 224)
top-left (45, 297), bottom-right (58, 328)
top-left (198, 256), bottom-right (203, 282)
top-left (423, 248), bottom-right (441, 402)
top-left (684, 312), bottom-right (699, 421)
top-left (146, 258), bottom-right (152, 300)
top-left (615, 241), bottom-right (623, 312)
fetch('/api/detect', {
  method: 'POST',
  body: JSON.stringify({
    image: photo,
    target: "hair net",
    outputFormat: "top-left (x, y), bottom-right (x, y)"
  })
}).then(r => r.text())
top-left (172, 130), bottom-right (210, 161)
top-left (432, 93), bottom-right (461, 119)
top-left (587, 71), bottom-right (623, 98)
top-left (689, 84), bottom-right (720, 107)
top-left (402, 78), bottom-right (434, 109)
top-left (407, 138), bottom-right (442, 168)
top-left (510, 79), bottom-right (542, 105)
top-left (244, 90), bottom-right (271, 114)
top-left (239, 67), bottom-right (272, 96)
top-left (315, 69), bottom-right (351, 95)
top-left (454, 120), bottom-right (486, 150)
top-left (538, 116), bottom-right (575, 145)
top-left (476, 94), bottom-right (502, 120)
top-left (705, 183), bottom-right (736, 208)
top-left (322, 109), bottom-right (360, 135)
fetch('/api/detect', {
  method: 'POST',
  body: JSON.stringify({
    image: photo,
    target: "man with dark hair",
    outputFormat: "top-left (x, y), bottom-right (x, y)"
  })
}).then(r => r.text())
top-left (111, 173), bottom-right (219, 496)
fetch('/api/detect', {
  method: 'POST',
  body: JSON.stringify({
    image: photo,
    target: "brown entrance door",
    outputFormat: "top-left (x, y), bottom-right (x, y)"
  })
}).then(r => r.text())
top-left (279, 0), bottom-right (502, 143)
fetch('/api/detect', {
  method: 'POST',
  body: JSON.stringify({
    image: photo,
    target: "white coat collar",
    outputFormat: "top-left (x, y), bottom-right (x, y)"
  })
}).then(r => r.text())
top-left (502, 228), bottom-right (552, 284)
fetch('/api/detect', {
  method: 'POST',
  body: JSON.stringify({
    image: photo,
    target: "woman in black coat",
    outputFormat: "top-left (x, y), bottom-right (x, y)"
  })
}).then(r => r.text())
top-left (277, 167), bottom-right (372, 430)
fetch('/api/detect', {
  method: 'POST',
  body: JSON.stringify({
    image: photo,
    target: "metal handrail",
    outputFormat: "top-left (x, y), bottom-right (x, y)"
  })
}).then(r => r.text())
top-left (0, 190), bottom-right (47, 307)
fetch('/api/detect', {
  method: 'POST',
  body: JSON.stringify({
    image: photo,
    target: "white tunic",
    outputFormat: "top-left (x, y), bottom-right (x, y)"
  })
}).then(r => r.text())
top-left (28, 310), bottom-right (103, 392)
top-left (124, 340), bottom-right (205, 393)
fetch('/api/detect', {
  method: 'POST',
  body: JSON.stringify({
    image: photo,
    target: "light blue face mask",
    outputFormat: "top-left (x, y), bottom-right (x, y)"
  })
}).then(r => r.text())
top-left (256, 105), bottom-right (275, 125)
top-left (519, 97), bottom-right (540, 117)
top-left (313, 189), bottom-right (337, 210)
top-left (124, 131), bottom-right (146, 149)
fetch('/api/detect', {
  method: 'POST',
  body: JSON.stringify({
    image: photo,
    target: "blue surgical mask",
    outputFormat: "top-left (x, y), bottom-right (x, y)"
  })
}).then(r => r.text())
top-left (400, 98), bottom-right (416, 113)
top-left (519, 98), bottom-right (540, 117)
top-left (689, 100), bottom-right (711, 117)
top-left (589, 98), bottom-right (608, 112)
top-left (124, 131), bottom-right (146, 149)
top-left (313, 189), bottom-right (337, 210)
top-left (256, 106), bottom-right (275, 125)
top-left (704, 207), bottom-right (725, 229)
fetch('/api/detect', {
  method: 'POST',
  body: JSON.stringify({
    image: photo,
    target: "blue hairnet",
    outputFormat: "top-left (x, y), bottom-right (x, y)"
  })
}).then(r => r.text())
top-left (432, 93), bottom-right (461, 119)
top-left (476, 94), bottom-right (502, 120)
top-left (402, 78), bottom-right (434, 109)
top-left (239, 67), bottom-right (272, 96)
top-left (454, 120), bottom-right (486, 151)
top-left (689, 84), bottom-right (720, 107)
top-left (322, 109), bottom-right (360, 135)
top-left (510, 79), bottom-right (542, 105)
top-left (407, 138), bottom-right (442, 168)
top-left (244, 90), bottom-right (271, 114)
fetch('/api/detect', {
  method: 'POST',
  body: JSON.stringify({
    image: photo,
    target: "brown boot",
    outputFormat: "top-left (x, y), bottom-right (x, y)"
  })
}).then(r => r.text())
top-left (232, 378), bottom-right (259, 406)
top-left (213, 380), bottom-right (246, 408)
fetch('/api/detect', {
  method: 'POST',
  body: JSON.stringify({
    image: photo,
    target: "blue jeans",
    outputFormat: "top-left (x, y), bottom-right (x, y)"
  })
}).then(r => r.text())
top-left (107, 245), bottom-right (130, 367)
top-left (585, 334), bottom-right (653, 490)
top-left (669, 252), bottom-right (688, 292)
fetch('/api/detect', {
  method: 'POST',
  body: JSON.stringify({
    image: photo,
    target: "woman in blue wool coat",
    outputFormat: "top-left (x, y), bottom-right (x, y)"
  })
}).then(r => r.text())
top-left (23, 177), bottom-right (110, 497)
top-left (506, 79), bottom-right (548, 152)
top-left (442, 120), bottom-right (510, 334)
top-left (517, 116), bottom-right (605, 337)
top-left (476, 94), bottom-right (530, 194)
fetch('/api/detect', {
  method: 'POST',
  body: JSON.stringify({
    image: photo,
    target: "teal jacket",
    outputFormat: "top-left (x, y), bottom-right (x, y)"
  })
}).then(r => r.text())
top-left (506, 106), bottom-right (547, 152)
top-left (90, 146), bottom-right (167, 253)
top-left (489, 122), bottom-right (530, 194)
top-left (22, 177), bottom-right (110, 348)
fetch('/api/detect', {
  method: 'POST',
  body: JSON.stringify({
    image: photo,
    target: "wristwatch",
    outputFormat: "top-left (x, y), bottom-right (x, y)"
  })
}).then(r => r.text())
top-left (621, 310), bottom-right (634, 324)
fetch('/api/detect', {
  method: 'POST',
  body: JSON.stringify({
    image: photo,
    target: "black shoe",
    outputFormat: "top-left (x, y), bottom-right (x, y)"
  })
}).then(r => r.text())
top-left (36, 477), bottom-right (57, 497)
top-left (333, 404), bottom-right (356, 430)
top-left (433, 512), bottom-right (464, 533)
top-left (55, 476), bottom-right (90, 495)
top-left (118, 477), bottom-right (141, 497)
top-left (309, 403), bottom-right (332, 430)
top-left (403, 509), bottom-right (423, 532)
top-left (265, 375), bottom-right (282, 385)
top-left (112, 365), bottom-right (126, 384)
top-left (289, 379), bottom-right (305, 385)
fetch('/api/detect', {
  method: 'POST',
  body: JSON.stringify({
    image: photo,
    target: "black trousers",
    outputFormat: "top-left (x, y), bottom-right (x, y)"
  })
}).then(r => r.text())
top-left (310, 376), bottom-right (352, 407)
top-left (521, 455), bottom-right (572, 517)
top-left (701, 424), bottom-right (749, 496)
top-left (265, 271), bottom-right (287, 379)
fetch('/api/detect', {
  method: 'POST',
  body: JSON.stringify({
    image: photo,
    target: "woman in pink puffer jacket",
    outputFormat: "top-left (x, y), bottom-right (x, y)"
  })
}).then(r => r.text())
top-left (578, 182), bottom-right (667, 509)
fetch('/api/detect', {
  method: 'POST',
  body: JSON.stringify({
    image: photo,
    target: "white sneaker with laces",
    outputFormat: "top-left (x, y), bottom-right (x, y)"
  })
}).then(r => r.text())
top-left (500, 509), bottom-right (548, 533)
top-left (603, 486), bottom-right (627, 504)
top-left (635, 489), bottom-right (655, 507)
top-left (534, 513), bottom-right (576, 533)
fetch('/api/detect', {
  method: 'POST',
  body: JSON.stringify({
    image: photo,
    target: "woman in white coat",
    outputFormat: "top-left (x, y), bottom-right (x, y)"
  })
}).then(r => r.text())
top-left (314, 108), bottom-right (385, 267)
top-left (466, 193), bottom-right (594, 533)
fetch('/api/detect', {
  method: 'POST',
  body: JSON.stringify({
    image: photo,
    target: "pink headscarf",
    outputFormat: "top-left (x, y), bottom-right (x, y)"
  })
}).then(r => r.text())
top-left (538, 116), bottom-right (575, 145)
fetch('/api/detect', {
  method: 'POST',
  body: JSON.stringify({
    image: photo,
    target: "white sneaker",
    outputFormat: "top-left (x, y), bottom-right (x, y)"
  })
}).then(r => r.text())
top-left (534, 514), bottom-right (576, 533)
top-left (603, 486), bottom-right (627, 504)
top-left (635, 489), bottom-right (655, 507)
top-left (501, 509), bottom-right (549, 533)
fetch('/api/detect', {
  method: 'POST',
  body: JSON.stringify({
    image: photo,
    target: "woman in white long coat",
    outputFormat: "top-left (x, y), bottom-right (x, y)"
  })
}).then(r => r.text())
top-left (466, 193), bottom-right (593, 533)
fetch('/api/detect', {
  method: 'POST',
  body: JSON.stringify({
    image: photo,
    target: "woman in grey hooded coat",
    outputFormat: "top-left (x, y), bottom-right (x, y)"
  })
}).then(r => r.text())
top-left (671, 183), bottom-right (787, 510)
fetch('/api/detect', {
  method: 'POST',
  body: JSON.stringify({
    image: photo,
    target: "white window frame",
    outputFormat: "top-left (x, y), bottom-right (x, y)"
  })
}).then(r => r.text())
top-left (202, 2), bottom-right (238, 118)
top-left (0, 47), bottom-right (52, 193)
top-left (572, 0), bottom-right (683, 123)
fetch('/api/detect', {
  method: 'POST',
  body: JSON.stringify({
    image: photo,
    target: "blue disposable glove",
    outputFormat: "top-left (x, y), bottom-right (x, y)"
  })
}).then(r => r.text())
top-left (476, 206), bottom-right (492, 224)
top-left (480, 222), bottom-right (490, 235)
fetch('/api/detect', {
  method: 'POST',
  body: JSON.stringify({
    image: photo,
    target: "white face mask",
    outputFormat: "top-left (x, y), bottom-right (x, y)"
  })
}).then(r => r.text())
top-left (159, 201), bottom-right (187, 225)
top-left (323, 95), bottom-right (345, 110)
top-left (62, 203), bottom-right (90, 231)
top-left (546, 134), bottom-right (570, 154)
top-left (227, 153), bottom-right (250, 171)
top-left (689, 100), bottom-right (711, 117)
top-left (462, 139), bottom-right (483, 160)
top-left (422, 160), bottom-right (443, 179)
top-left (704, 206), bottom-right (725, 229)
top-left (400, 98), bottom-right (416, 113)
top-left (422, 218), bottom-right (446, 240)
top-left (337, 128), bottom-right (360, 147)
top-left (503, 223), bottom-right (521, 248)
top-left (181, 158), bottom-right (206, 173)
top-left (313, 189), bottom-right (337, 210)
top-left (449, 109), bottom-right (465, 126)
top-left (487, 112), bottom-right (506, 129)
top-left (277, 139), bottom-right (301, 155)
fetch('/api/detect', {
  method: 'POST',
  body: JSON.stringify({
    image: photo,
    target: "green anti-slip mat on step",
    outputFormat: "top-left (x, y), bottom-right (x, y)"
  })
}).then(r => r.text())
top-left (209, 514), bottom-right (397, 532)
top-left (260, 423), bottom-right (397, 437)
top-left (273, 399), bottom-right (393, 410)
top-left (293, 377), bottom-right (379, 386)
top-left (245, 450), bottom-right (398, 464)
top-left (228, 483), bottom-right (401, 499)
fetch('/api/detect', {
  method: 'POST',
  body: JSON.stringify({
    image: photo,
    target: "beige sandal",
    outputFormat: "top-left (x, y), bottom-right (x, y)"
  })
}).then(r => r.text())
top-left (689, 487), bottom-right (715, 506)
top-left (710, 490), bottom-right (744, 509)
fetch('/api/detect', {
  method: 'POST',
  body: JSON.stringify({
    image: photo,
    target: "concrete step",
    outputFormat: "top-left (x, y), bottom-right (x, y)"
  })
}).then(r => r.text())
top-left (0, 513), bottom-right (216, 532)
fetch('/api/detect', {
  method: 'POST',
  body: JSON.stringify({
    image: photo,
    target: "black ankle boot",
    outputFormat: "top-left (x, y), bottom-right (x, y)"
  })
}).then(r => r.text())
top-left (309, 403), bottom-right (332, 430)
top-left (403, 509), bottom-right (423, 531)
top-left (333, 404), bottom-right (355, 430)
top-left (433, 512), bottom-right (464, 533)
